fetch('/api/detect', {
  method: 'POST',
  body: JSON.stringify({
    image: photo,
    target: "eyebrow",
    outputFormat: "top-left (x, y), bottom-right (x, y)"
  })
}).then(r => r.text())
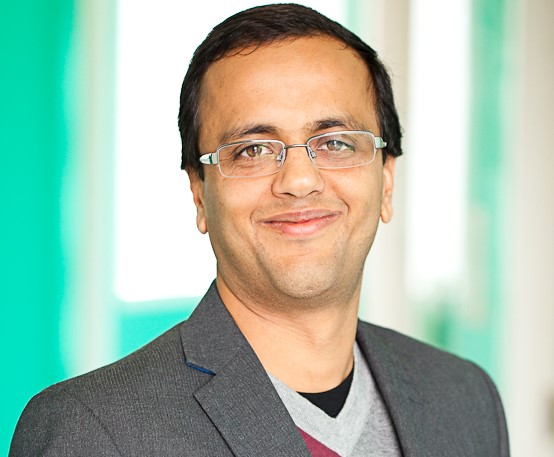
top-left (305, 116), bottom-right (368, 133)
top-left (219, 123), bottom-right (279, 144)
top-left (218, 116), bottom-right (369, 144)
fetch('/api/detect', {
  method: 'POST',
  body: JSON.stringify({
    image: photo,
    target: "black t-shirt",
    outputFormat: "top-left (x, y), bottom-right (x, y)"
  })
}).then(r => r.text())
top-left (298, 368), bottom-right (354, 418)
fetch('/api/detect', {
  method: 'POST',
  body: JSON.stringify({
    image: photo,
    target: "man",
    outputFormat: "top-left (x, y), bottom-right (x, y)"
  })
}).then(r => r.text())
top-left (11, 4), bottom-right (509, 456)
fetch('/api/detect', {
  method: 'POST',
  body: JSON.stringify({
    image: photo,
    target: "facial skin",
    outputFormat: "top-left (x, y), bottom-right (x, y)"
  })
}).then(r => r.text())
top-left (189, 36), bottom-right (395, 316)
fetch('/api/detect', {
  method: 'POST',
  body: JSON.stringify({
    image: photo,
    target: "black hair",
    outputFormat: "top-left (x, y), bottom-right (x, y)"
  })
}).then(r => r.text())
top-left (178, 3), bottom-right (402, 178)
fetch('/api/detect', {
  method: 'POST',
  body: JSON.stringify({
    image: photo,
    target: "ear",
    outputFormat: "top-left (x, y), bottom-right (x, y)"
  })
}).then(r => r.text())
top-left (380, 157), bottom-right (396, 224)
top-left (188, 170), bottom-right (208, 234)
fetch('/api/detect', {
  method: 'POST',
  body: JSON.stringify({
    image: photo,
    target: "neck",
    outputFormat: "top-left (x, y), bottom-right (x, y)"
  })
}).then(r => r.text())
top-left (216, 275), bottom-right (360, 393)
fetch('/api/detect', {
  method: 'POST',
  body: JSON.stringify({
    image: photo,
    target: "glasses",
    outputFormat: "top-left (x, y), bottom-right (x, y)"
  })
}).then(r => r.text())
top-left (198, 130), bottom-right (387, 178)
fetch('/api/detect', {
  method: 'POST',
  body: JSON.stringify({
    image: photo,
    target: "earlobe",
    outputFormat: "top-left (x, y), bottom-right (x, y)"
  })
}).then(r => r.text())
top-left (188, 171), bottom-right (208, 234)
top-left (380, 157), bottom-right (396, 224)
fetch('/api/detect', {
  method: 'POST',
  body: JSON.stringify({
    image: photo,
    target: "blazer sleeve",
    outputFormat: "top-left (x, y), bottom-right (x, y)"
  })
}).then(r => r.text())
top-left (9, 389), bottom-right (123, 457)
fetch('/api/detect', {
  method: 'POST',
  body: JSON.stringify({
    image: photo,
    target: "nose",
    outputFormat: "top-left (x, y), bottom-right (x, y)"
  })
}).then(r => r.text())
top-left (272, 145), bottom-right (324, 198)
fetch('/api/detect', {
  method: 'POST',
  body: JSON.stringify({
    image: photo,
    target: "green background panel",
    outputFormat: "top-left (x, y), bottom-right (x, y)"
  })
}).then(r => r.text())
top-left (1, 0), bottom-right (74, 452)
top-left (458, 0), bottom-right (507, 380)
top-left (118, 299), bottom-right (199, 358)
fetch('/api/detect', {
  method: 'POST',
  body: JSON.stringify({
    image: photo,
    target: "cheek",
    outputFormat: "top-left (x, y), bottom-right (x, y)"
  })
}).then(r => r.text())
top-left (333, 169), bottom-right (382, 216)
top-left (333, 171), bottom-right (383, 251)
top-left (204, 181), bottom-right (261, 243)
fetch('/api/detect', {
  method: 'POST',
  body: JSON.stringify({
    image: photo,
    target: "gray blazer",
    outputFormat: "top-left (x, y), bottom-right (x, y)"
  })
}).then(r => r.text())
top-left (10, 284), bottom-right (509, 456)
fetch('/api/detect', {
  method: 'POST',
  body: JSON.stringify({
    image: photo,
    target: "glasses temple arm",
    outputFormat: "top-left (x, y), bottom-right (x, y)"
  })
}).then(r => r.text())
top-left (374, 137), bottom-right (387, 149)
top-left (199, 153), bottom-right (219, 164)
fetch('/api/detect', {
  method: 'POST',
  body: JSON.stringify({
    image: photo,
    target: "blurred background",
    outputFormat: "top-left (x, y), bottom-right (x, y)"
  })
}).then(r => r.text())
top-left (1, 0), bottom-right (552, 455)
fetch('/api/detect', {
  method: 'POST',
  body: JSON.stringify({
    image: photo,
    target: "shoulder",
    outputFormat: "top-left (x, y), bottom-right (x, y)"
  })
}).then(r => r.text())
top-left (358, 320), bottom-right (486, 377)
top-left (10, 322), bottom-right (211, 455)
top-left (357, 321), bottom-right (509, 455)
top-left (47, 321), bottom-right (187, 399)
top-left (356, 320), bottom-right (506, 410)
top-left (357, 320), bottom-right (502, 397)
top-left (19, 321), bottom-right (192, 408)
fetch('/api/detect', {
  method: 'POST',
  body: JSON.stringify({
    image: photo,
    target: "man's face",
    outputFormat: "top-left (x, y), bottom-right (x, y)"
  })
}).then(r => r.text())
top-left (190, 36), bottom-right (395, 308)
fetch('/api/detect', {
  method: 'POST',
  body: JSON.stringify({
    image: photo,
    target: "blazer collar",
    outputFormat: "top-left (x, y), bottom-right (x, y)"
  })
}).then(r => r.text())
top-left (180, 282), bottom-right (311, 457)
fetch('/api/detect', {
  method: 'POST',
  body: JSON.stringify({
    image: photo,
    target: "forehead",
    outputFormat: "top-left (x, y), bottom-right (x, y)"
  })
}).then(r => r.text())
top-left (198, 36), bottom-right (377, 146)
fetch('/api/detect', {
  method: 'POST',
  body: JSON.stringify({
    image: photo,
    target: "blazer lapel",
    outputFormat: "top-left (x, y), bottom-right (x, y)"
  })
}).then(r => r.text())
top-left (180, 283), bottom-right (311, 457)
top-left (356, 322), bottom-right (428, 457)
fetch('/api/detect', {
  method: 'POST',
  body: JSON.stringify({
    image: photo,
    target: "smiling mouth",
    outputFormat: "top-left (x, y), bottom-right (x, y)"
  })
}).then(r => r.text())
top-left (260, 210), bottom-right (341, 237)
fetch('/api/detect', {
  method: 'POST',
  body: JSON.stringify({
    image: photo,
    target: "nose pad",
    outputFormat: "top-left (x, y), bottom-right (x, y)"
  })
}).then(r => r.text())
top-left (276, 150), bottom-right (286, 168)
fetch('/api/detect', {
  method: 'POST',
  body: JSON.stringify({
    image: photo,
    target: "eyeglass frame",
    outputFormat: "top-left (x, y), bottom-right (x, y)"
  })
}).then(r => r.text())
top-left (198, 130), bottom-right (387, 178)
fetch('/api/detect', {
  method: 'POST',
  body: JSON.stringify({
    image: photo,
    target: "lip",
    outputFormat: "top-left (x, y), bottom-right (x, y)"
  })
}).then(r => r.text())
top-left (259, 209), bottom-right (341, 237)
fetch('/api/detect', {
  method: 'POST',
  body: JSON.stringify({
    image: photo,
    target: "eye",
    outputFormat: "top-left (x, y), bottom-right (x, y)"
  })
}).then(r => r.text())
top-left (315, 136), bottom-right (355, 153)
top-left (236, 143), bottom-right (275, 158)
top-left (322, 139), bottom-right (352, 152)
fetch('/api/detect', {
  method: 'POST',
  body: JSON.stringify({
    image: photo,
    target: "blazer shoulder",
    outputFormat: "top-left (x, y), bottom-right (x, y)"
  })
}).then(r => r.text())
top-left (54, 321), bottom-right (186, 396)
top-left (10, 383), bottom-right (123, 456)
top-left (356, 320), bottom-right (506, 418)
top-left (16, 320), bottom-right (184, 406)
top-left (358, 320), bottom-right (482, 373)
top-left (11, 321), bottom-right (217, 455)
top-left (357, 321), bottom-right (510, 456)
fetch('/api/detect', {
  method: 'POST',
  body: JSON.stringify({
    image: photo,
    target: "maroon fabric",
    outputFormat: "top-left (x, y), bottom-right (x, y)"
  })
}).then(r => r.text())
top-left (297, 427), bottom-right (341, 457)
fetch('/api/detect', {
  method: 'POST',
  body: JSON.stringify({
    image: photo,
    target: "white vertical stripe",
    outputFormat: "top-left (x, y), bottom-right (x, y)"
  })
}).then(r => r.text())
top-left (405, 0), bottom-right (470, 303)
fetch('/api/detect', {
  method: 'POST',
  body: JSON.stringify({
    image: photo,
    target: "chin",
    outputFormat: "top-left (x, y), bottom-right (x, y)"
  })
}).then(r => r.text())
top-left (270, 274), bottom-right (342, 304)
